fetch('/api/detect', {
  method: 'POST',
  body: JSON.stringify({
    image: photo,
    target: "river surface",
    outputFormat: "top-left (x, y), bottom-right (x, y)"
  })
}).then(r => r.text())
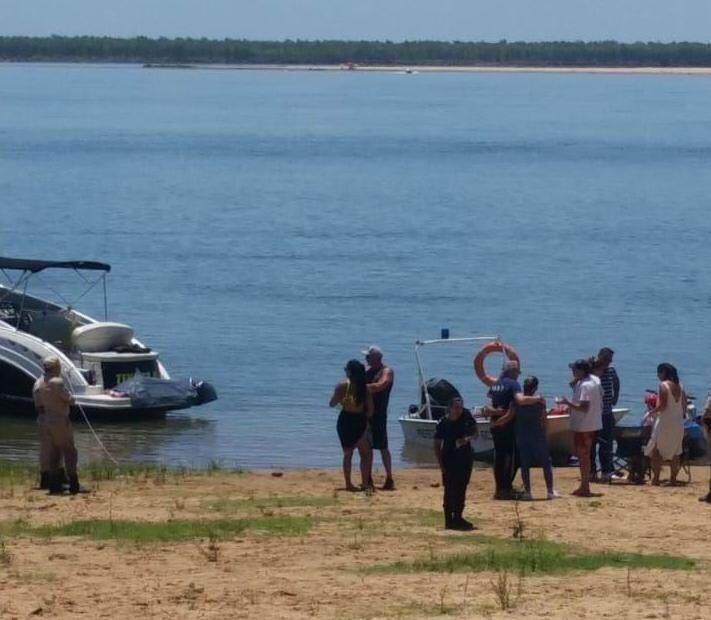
top-left (1, 63), bottom-right (711, 469)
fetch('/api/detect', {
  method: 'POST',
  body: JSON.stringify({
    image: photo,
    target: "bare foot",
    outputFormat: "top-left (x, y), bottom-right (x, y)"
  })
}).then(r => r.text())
top-left (571, 488), bottom-right (592, 497)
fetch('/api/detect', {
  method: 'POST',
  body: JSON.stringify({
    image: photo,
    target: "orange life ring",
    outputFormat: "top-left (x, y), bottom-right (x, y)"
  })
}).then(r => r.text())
top-left (473, 341), bottom-right (520, 387)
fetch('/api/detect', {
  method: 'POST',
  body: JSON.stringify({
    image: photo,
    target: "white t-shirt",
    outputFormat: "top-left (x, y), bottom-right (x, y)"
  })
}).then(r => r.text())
top-left (570, 375), bottom-right (603, 433)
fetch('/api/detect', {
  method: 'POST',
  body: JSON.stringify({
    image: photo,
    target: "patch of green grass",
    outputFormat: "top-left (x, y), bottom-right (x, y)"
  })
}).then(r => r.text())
top-left (413, 509), bottom-right (445, 528)
top-left (0, 460), bottom-right (249, 487)
top-left (207, 495), bottom-right (334, 513)
top-left (0, 516), bottom-right (312, 543)
top-left (81, 461), bottom-right (248, 482)
top-left (0, 461), bottom-right (36, 487)
top-left (373, 536), bottom-right (695, 575)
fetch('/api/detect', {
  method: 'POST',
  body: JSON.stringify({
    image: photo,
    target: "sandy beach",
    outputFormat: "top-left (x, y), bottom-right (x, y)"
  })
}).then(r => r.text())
top-left (0, 465), bottom-right (709, 619)
top-left (143, 63), bottom-right (711, 76)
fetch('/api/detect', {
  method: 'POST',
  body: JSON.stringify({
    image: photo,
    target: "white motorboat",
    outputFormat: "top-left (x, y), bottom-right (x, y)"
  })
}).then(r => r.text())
top-left (398, 333), bottom-right (629, 462)
top-left (0, 256), bottom-right (217, 420)
top-left (400, 404), bottom-right (495, 459)
top-left (546, 407), bottom-right (629, 462)
top-left (398, 335), bottom-right (500, 460)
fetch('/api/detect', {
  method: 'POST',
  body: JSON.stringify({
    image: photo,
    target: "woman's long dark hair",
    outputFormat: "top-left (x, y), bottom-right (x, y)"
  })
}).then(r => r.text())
top-left (345, 359), bottom-right (367, 407)
top-left (657, 362), bottom-right (680, 385)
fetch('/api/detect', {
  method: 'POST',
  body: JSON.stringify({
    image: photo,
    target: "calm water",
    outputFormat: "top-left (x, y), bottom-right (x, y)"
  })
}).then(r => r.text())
top-left (1, 63), bottom-right (711, 469)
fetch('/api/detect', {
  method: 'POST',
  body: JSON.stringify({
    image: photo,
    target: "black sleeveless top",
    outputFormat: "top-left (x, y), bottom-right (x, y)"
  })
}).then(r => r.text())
top-left (366, 366), bottom-right (392, 417)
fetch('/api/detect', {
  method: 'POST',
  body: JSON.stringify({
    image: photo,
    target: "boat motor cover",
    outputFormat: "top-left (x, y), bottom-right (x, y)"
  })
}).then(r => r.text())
top-left (113, 376), bottom-right (217, 410)
top-left (421, 378), bottom-right (462, 407)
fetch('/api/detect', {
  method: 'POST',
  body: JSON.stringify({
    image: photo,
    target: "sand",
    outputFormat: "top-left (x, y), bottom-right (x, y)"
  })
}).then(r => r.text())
top-left (0, 466), bottom-right (710, 619)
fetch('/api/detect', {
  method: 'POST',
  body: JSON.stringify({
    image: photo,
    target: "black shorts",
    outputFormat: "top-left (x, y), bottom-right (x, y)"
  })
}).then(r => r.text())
top-left (370, 413), bottom-right (388, 450)
top-left (491, 423), bottom-right (516, 454)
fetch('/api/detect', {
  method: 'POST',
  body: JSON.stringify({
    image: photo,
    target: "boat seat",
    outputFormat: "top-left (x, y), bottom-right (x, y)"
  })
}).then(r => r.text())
top-left (27, 311), bottom-right (75, 350)
top-left (72, 322), bottom-right (134, 353)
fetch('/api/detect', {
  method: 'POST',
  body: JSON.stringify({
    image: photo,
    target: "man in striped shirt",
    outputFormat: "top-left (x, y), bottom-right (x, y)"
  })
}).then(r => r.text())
top-left (592, 347), bottom-right (620, 482)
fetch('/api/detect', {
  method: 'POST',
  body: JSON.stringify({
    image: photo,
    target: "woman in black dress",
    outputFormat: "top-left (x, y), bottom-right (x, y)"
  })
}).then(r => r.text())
top-left (330, 359), bottom-right (373, 491)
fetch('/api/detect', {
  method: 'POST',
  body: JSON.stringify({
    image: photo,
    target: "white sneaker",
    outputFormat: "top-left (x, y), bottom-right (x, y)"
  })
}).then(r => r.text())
top-left (547, 490), bottom-right (561, 500)
top-left (520, 491), bottom-right (533, 501)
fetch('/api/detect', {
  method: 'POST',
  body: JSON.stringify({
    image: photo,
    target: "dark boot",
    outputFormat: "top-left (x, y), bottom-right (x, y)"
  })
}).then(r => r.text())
top-left (38, 471), bottom-right (50, 490)
top-left (57, 467), bottom-right (69, 487)
top-left (444, 510), bottom-right (455, 530)
top-left (47, 472), bottom-right (64, 495)
top-left (68, 474), bottom-right (80, 495)
top-left (453, 514), bottom-right (475, 531)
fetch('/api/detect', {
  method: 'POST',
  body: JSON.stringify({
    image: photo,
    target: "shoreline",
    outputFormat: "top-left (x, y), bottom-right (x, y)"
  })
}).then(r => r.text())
top-left (4, 60), bottom-right (711, 75)
top-left (1, 466), bottom-right (710, 618)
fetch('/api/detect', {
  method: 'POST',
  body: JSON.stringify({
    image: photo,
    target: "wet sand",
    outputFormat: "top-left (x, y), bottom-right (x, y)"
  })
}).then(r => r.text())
top-left (0, 466), bottom-right (710, 619)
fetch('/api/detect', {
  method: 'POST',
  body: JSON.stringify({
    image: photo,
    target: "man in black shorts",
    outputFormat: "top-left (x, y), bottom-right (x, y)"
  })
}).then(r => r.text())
top-left (364, 345), bottom-right (395, 490)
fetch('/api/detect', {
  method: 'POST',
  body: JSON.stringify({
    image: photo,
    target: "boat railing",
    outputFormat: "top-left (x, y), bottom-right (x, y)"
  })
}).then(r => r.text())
top-left (415, 334), bottom-right (500, 421)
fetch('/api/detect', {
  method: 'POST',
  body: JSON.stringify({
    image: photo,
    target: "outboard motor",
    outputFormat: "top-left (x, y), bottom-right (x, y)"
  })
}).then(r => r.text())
top-left (421, 378), bottom-right (462, 420)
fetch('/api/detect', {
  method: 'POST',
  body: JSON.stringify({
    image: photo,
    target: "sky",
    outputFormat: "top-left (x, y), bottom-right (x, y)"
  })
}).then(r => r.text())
top-left (1, 0), bottom-right (710, 42)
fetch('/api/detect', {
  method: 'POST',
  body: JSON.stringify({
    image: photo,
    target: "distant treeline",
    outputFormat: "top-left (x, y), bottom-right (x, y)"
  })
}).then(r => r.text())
top-left (3, 36), bottom-right (711, 66)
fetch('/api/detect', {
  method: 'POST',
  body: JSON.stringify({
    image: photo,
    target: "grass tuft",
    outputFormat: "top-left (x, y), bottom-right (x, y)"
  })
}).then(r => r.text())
top-left (0, 516), bottom-right (312, 543)
top-left (373, 536), bottom-right (695, 575)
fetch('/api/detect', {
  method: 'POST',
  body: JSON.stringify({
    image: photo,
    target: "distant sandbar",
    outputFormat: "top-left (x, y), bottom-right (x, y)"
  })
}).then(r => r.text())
top-left (143, 62), bottom-right (711, 76)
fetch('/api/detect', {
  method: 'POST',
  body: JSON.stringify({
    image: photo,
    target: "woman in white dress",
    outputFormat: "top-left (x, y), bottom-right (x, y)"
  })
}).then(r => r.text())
top-left (644, 363), bottom-right (687, 486)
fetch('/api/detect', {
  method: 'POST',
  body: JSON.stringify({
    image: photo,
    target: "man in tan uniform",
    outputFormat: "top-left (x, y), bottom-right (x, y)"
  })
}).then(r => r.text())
top-left (32, 357), bottom-right (80, 494)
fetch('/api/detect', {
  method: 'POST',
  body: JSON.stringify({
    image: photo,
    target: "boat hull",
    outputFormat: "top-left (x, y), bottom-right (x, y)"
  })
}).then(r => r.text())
top-left (0, 394), bottom-right (172, 422)
top-left (547, 408), bottom-right (630, 461)
top-left (401, 407), bottom-right (630, 463)
top-left (398, 415), bottom-right (494, 460)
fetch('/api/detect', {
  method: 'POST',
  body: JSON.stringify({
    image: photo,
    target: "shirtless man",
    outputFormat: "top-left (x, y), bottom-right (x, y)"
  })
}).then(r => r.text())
top-left (364, 346), bottom-right (395, 490)
top-left (32, 357), bottom-right (81, 494)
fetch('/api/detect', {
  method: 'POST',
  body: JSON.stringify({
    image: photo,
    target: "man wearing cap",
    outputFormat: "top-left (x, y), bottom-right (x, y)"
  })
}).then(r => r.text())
top-left (485, 360), bottom-right (545, 500)
top-left (591, 347), bottom-right (620, 483)
top-left (561, 358), bottom-right (603, 497)
top-left (363, 345), bottom-right (395, 490)
top-left (32, 357), bottom-right (81, 494)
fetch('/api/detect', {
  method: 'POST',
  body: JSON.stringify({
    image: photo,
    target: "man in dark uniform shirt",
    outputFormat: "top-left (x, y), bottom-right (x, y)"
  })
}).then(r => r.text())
top-left (434, 397), bottom-right (477, 530)
top-left (484, 360), bottom-right (544, 500)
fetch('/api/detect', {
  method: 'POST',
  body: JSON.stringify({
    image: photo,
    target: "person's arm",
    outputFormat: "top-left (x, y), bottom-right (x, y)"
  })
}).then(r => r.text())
top-left (561, 385), bottom-right (591, 412)
top-left (329, 382), bottom-right (345, 408)
top-left (647, 382), bottom-right (668, 417)
top-left (480, 405), bottom-right (505, 419)
top-left (611, 368), bottom-right (620, 406)
top-left (365, 390), bottom-right (374, 418)
top-left (491, 403), bottom-right (516, 428)
top-left (513, 392), bottom-right (544, 406)
top-left (59, 385), bottom-right (75, 406)
top-left (368, 367), bottom-right (393, 394)
top-left (434, 439), bottom-right (444, 470)
top-left (456, 413), bottom-right (478, 446)
top-left (32, 387), bottom-right (44, 416)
